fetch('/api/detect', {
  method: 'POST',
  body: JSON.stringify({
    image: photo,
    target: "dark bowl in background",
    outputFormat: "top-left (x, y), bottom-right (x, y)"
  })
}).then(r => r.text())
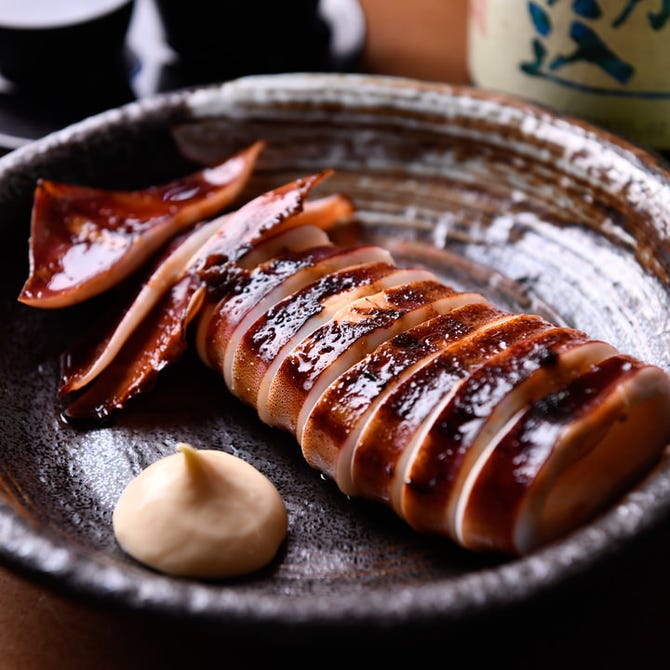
top-left (153, 0), bottom-right (366, 85)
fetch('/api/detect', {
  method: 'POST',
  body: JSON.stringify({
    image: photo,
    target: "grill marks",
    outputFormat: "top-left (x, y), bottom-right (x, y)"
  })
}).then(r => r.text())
top-left (200, 220), bottom-right (670, 555)
top-left (302, 302), bottom-right (511, 491)
top-left (200, 245), bottom-right (394, 385)
top-left (348, 313), bottom-right (555, 507)
top-left (460, 355), bottom-right (670, 553)
top-left (233, 260), bottom-right (405, 409)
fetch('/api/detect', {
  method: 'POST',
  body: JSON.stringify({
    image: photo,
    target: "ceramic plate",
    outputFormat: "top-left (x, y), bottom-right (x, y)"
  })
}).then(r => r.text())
top-left (2, 73), bottom-right (670, 637)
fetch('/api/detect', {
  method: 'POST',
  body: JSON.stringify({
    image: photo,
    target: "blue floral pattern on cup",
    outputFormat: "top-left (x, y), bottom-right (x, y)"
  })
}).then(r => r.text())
top-left (521, 0), bottom-right (670, 97)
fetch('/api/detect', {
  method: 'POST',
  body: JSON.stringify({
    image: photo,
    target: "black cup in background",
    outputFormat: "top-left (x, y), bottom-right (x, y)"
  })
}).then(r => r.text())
top-left (0, 1), bottom-right (138, 146)
top-left (0, 0), bottom-right (366, 148)
top-left (153, 0), bottom-right (365, 87)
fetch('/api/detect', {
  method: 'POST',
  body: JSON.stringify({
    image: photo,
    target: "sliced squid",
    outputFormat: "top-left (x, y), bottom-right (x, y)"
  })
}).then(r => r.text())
top-left (458, 355), bottom-right (670, 554)
top-left (210, 247), bottom-right (396, 391)
top-left (398, 332), bottom-right (618, 537)
top-left (301, 302), bottom-right (513, 491)
top-left (346, 314), bottom-right (558, 507)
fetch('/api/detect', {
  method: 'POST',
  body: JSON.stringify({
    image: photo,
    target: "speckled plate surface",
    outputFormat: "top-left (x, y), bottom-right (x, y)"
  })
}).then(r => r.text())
top-left (2, 73), bottom-right (670, 638)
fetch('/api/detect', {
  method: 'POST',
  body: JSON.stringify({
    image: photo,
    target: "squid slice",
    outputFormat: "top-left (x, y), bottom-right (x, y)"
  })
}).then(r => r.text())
top-left (231, 260), bottom-right (413, 409)
top-left (232, 193), bottom-right (354, 270)
top-left (301, 302), bottom-right (513, 493)
top-left (61, 172), bottom-right (335, 419)
top-left (19, 142), bottom-right (264, 309)
top-left (63, 273), bottom-right (206, 422)
top-left (398, 330), bottom-right (617, 534)
top-left (349, 314), bottom-right (557, 506)
top-left (458, 355), bottom-right (670, 554)
top-left (280, 193), bottom-right (355, 237)
top-left (192, 172), bottom-right (333, 268)
top-left (234, 222), bottom-right (332, 271)
top-left (262, 276), bottom-right (487, 438)
top-left (214, 248), bottom-right (396, 392)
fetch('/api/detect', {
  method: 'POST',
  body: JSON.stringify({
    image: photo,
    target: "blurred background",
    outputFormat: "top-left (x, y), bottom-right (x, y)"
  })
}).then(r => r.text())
top-left (0, 0), bottom-right (469, 151)
top-left (1, 0), bottom-right (667, 154)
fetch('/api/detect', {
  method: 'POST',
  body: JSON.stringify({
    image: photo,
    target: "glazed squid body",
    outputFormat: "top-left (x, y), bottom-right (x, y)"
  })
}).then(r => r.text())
top-left (194, 193), bottom-right (670, 556)
top-left (23, 159), bottom-right (670, 556)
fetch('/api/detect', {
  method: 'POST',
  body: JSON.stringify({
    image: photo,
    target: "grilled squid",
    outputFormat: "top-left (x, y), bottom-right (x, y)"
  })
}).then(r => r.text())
top-left (18, 146), bottom-right (670, 556)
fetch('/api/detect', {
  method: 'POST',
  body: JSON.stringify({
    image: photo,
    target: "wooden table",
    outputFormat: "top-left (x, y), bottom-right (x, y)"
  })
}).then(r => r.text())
top-left (3, 1), bottom-right (670, 667)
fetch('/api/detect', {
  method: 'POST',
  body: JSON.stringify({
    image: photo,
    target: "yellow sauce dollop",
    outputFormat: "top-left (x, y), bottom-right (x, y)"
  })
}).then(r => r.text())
top-left (112, 443), bottom-right (288, 579)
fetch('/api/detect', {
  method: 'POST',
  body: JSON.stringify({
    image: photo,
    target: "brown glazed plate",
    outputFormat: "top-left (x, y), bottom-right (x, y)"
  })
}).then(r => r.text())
top-left (2, 72), bottom-right (670, 640)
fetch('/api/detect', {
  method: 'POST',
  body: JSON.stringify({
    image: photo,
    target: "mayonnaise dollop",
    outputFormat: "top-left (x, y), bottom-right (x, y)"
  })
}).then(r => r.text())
top-left (112, 443), bottom-right (288, 579)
